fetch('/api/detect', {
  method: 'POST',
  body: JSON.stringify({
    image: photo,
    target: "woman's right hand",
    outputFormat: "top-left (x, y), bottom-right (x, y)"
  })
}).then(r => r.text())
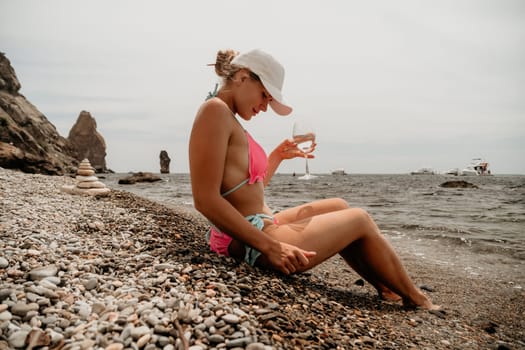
top-left (272, 138), bottom-right (316, 161)
top-left (266, 241), bottom-right (317, 274)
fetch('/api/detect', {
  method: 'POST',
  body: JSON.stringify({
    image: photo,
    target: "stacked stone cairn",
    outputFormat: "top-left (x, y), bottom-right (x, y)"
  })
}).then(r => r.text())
top-left (61, 158), bottom-right (110, 196)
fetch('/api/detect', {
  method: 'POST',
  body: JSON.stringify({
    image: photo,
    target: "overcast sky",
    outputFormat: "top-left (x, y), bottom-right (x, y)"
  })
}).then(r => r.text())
top-left (1, 0), bottom-right (524, 174)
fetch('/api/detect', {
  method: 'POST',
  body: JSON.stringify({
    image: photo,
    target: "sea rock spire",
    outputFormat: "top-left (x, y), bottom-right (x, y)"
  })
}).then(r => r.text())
top-left (67, 111), bottom-right (107, 173)
top-left (160, 150), bottom-right (171, 174)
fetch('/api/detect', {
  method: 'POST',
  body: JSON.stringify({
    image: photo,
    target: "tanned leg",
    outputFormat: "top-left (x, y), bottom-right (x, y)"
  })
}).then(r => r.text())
top-left (266, 204), bottom-right (438, 310)
top-left (275, 198), bottom-right (401, 301)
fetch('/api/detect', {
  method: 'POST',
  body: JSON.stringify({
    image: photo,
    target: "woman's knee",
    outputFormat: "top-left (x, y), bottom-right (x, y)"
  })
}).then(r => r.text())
top-left (334, 197), bottom-right (350, 210)
top-left (324, 197), bottom-right (349, 211)
top-left (346, 207), bottom-right (375, 228)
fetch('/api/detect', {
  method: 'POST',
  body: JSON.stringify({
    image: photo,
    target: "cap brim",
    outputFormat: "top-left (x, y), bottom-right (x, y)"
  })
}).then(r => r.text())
top-left (260, 78), bottom-right (292, 116)
top-left (270, 100), bottom-right (292, 116)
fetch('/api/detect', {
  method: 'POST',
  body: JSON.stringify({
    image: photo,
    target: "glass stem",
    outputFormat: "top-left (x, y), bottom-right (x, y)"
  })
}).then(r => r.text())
top-left (305, 155), bottom-right (310, 175)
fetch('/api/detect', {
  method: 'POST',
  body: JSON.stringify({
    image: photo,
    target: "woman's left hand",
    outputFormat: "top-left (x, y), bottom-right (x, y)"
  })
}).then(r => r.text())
top-left (273, 138), bottom-right (316, 160)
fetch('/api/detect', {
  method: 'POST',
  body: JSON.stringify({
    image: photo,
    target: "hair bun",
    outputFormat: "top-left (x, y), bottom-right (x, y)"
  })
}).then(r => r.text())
top-left (213, 50), bottom-right (239, 78)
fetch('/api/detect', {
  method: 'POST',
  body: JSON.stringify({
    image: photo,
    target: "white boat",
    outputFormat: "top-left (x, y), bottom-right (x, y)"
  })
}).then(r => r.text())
top-left (460, 167), bottom-right (478, 176)
top-left (444, 168), bottom-right (459, 176)
top-left (331, 168), bottom-right (346, 175)
top-left (410, 167), bottom-right (436, 175)
top-left (460, 158), bottom-right (491, 176)
top-left (298, 173), bottom-right (317, 180)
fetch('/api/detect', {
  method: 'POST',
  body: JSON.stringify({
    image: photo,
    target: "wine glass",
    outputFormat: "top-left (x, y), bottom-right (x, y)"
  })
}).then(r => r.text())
top-left (292, 121), bottom-right (316, 180)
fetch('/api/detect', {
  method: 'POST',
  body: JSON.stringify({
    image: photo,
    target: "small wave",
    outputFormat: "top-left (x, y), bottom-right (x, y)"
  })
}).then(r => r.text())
top-left (507, 183), bottom-right (525, 189)
top-left (435, 190), bottom-right (465, 196)
top-left (428, 213), bottom-right (454, 218)
top-left (470, 241), bottom-right (525, 260)
top-left (401, 224), bottom-right (421, 230)
top-left (400, 223), bottom-right (474, 235)
top-left (405, 231), bottom-right (525, 261)
top-left (503, 199), bottom-right (525, 205)
top-left (417, 233), bottom-right (474, 247)
top-left (382, 229), bottom-right (405, 237)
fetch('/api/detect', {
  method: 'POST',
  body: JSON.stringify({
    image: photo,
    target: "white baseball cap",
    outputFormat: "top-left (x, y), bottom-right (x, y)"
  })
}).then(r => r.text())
top-left (231, 49), bottom-right (292, 116)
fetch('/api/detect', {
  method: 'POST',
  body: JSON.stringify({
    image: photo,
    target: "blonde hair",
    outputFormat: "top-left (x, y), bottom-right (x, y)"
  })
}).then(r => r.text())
top-left (211, 49), bottom-right (259, 81)
top-left (209, 49), bottom-right (240, 82)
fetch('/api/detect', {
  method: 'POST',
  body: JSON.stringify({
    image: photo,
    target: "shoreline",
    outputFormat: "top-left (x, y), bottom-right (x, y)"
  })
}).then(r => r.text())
top-left (1, 168), bottom-right (524, 349)
top-left (103, 172), bottom-right (525, 265)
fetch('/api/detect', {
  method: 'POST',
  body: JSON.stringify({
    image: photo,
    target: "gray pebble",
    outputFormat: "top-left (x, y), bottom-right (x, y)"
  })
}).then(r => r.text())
top-left (83, 277), bottom-right (98, 290)
top-left (130, 325), bottom-right (150, 340)
top-left (0, 311), bottom-right (12, 321)
top-left (8, 329), bottom-right (30, 348)
top-left (246, 343), bottom-right (267, 350)
top-left (225, 337), bottom-right (252, 348)
top-left (28, 265), bottom-right (58, 281)
top-left (11, 302), bottom-right (39, 317)
top-left (208, 333), bottom-right (225, 343)
top-left (0, 289), bottom-right (13, 301)
top-left (188, 346), bottom-right (204, 350)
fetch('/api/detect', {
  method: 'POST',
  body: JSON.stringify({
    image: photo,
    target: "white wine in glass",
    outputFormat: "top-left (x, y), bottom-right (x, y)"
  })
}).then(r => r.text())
top-left (292, 121), bottom-right (316, 179)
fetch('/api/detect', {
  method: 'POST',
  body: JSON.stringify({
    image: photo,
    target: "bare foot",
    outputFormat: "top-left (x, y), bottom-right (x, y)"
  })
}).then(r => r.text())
top-left (402, 292), bottom-right (441, 311)
top-left (403, 299), bottom-right (441, 310)
top-left (378, 289), bottom-right (402, 302)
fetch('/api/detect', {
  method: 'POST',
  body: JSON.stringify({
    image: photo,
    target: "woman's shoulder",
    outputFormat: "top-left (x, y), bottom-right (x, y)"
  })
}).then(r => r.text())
top-left (198, 98), bottom-right (232, 118)
top-left (194, 98), bottom-right (235, 130)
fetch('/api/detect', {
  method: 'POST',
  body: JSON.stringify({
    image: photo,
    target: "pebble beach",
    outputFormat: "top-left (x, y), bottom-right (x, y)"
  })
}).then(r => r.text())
top-left (1, 168), bottom-right (524, 350)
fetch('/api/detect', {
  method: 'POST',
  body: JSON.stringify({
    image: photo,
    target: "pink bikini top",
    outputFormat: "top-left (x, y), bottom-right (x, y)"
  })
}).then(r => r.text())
top-left (221, 131), bottom-right (267, 197)
top-left (246, 131), bottom-right (267, 184)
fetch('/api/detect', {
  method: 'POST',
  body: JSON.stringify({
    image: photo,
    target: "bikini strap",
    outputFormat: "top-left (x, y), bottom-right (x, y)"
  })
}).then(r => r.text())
top-left (221, 178), bottom-right (249, 197)
top-left (205, 83), bottom-right (219, 100)
top-left (245, 214), bottom-right (274, 227)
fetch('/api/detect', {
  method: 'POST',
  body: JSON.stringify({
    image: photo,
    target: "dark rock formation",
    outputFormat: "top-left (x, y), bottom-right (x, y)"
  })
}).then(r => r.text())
top-left (160, 150), bottom-right (171, 174)
top-left (118, 172), bottom-right (162, 185)
top-left (0, 52), bottom-right (77, 175)
top-left (440, 180), bottom-right (478, 189)
top-left (67, 111), bottom-right (107, 173)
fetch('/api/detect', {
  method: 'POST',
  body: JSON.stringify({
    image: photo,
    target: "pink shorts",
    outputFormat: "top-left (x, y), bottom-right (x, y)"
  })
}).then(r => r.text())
top-left (208, 226), bottom-right (233, 256)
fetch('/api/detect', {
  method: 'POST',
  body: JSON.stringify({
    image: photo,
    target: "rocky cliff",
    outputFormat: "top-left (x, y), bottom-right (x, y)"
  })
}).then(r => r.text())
top-left (67, 111), bottom-right (107, 172)
top-left (0, 52), bottom-right (77, 175)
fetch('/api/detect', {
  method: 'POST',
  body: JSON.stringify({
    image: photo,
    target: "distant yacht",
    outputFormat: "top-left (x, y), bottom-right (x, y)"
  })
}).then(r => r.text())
top-left (410, 167), bottom-right (436, 175)
top-left (331, 168), bottom-right (346, 175)
top-left (460, 158), bottom-right (492, 176)
top-left (444, 168), bottom-right (459, 176)
top-left (298, 173), bottom-right (317, 180)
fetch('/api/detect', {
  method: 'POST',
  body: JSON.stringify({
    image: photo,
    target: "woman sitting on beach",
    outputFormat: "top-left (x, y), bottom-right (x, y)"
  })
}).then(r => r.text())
top-left (189, 49), bottom-right (438, 310)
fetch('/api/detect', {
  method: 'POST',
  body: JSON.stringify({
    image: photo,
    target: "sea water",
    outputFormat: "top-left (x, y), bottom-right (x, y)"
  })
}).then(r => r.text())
top-left (104, 173), bottom-right (525, 285)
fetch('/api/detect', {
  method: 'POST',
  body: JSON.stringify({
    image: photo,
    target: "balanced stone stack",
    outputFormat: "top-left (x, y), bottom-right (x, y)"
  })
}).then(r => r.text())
top-left (61, 159), bottom-right (110, 196)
